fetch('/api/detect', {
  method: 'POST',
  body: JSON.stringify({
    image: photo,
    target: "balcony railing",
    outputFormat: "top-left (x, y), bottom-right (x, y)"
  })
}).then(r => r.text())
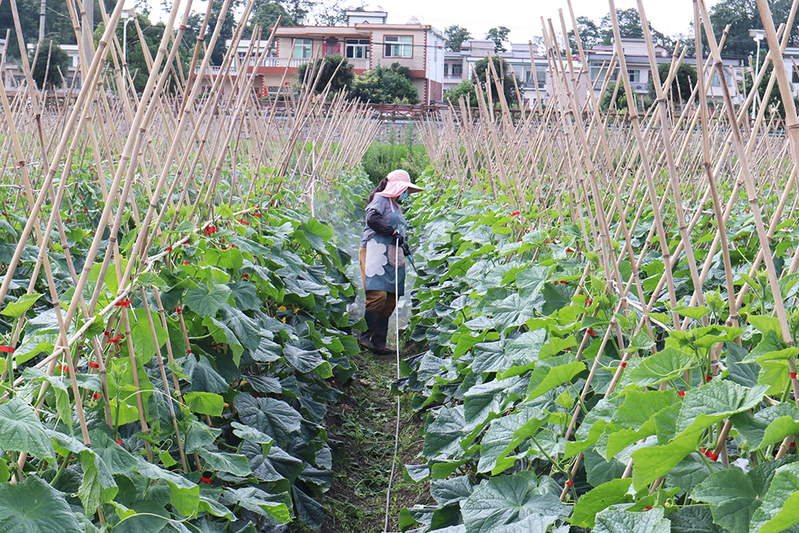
top-left (196, 57), bottom-right (370, 76)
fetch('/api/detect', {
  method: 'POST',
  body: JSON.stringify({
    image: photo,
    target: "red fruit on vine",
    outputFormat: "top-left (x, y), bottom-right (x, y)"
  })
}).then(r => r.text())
top-left (565, 480), bottom-right (573, 486)
top-left (116, 440), bottom-right (122, 445)
top-left (183, 261), bottom-right (190, 265)
top-left (585, 299), bottom-right (592, 305)
top-left (93, 393), bottom-right (101, 399)
top-left (89, 362), bottom-right (100, 369)
top-left (678, 391), bottom-right (685, 397)
top-left (588, 330), bottom-right (595, 336)
top-left (510, 211), bottom-right (520, 217)
top-left (566, 247), bottom-right (574, 253)
top-left (200, 477), bottom-right (212, 483)
top-left (166, 246), bottom-right (172, 251)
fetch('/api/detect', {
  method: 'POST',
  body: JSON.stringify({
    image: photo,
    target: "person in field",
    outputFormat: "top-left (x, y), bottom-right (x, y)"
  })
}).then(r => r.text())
top-left (358, 170), bottom-right (423, 355)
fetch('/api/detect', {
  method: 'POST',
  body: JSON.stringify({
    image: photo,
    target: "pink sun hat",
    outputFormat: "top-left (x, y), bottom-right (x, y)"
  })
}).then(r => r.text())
top-left (377, 169), bottom-right (424, 198)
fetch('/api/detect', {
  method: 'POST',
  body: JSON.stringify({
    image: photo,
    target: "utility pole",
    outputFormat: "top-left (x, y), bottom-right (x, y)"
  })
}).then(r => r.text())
top-left (39, 0), bottom-right (45, 42)
top-left (81, 0), bottom-right (94, 71)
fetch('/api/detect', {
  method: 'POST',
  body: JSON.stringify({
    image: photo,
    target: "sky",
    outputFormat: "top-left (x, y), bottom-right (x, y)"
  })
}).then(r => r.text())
top-left (134, 0), bottom-right (722, 41)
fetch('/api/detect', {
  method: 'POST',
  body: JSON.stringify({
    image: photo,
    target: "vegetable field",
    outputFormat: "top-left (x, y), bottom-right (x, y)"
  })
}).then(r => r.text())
top-left (2, 0), bottom-right (799, 532)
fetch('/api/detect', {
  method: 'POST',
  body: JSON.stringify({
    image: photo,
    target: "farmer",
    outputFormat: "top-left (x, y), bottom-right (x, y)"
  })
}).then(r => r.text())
top-left (358, 170), bottom-right (423, 355)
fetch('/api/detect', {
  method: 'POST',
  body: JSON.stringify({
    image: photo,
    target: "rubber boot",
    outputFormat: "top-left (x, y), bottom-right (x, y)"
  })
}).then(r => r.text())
top-left (358, 311), bottom-right (378, 352)
top-left (371, 315), bottom-right (394, 356)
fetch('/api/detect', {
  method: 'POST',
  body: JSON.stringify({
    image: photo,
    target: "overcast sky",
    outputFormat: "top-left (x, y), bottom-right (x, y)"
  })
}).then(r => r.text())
top-left (371, 0), bottom-right (721, 41)
top-left (137, 0), bottom-right (722, 41)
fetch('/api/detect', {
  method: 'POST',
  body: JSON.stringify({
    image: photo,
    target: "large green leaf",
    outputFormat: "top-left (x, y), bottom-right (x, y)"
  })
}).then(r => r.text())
top-left (0, 476), bottom-right (82, 533)
top-left (223, 486), bottom-right (291, 524)
top-left (184, 392), bottom-right (225, 416)
top-left (527, 360), bottom-right (585, 399)
top-left (730, 403), bottom-right (799, 451)
top-left (594, 507), bottom-right (671, 533)
top-left (461, 472), bottom-right (569, 533)
top-left (198, 448), bottom-right (252, 477)
top-left (477, 407), bottom-right (549, 474)
top-left (1, 293), bottom-right (42, 318)
top-left (605, 390), bottom-right (678, 458)
top-left (750, 462), bottom-right (799, 533)
top-left (571, 478), bottom-right (633, 528)
top-left (184, 283), bottom-right (231, 317)
top-left (234, 394), bottom-right (302, 449)
top-left (692, 469), bottom-right (760, 533)
top-left (633, 381), bottom-right (768, 490)
top-left (626, 347), bottom-right (696, 388)
top-left (423, 405), bottom-right (467, 459)
top-left (668, 505), bottom-right (723, 532)
top-left (0, 397), bottom-right (55, 461)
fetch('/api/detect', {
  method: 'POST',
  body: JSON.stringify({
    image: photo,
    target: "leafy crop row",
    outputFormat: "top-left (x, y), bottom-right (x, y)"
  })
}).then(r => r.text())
top-left (397, 170), bottom-right (799, 533)
top-left (0, 171), bottom-right (373, 532)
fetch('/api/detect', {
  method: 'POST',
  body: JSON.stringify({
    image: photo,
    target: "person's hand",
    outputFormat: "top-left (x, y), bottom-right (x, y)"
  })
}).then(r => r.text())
top-left (394, 233), bottom-right (405, 246)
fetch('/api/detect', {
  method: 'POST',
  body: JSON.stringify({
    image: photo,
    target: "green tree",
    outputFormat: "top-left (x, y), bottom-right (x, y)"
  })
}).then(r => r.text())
top-left (296, 53), bottom-right (353, 94)
top-left (647, 62), bottom-right (697, 104)
top-left (443, 80), bottom-right (477, 107)
top-left (600, 8), bottom-right (643, 42)
top-left (485, 26), bottom-right (510, 52)
top-left (600, 82), bottom-right (632, 111)
top-left (30, 39), bottom-right (69, 89)
top-left (568, 16), bottom-right (602, 51)
top-left (445, 24), bottom-right (471, 52)
top-left (349, 64), bottom-right (418, 103)
top-left (96, 14), bottom-right (191, 94)
top-left (444, 56), bottom-right (520, 107)
top-left (739, 51), bottom-right (794, 118)
top-left (247, 2), bottom-right (299, 35)
top-left (474, 55), bottom-right (519, 106)
top-left (0, 0), bottom-right (38, 57)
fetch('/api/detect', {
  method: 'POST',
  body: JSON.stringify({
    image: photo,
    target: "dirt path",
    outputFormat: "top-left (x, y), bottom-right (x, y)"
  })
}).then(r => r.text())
top-left (289, 348), bottom-right (432, 533)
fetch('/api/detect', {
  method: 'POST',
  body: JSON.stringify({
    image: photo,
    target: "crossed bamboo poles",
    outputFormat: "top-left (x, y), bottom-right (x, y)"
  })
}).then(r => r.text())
top-left (0, 0), bottom-right (379, 484)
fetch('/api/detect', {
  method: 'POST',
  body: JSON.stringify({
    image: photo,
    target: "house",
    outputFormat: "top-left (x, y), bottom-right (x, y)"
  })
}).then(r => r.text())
top-left (443, 39), bottom-right (550, 108)
top-left (0, 39), bottom-right (83, 93)
top-left (195, 10), bottom-right (446, 104)
top-left (585, 38), bottom-right (743, 105)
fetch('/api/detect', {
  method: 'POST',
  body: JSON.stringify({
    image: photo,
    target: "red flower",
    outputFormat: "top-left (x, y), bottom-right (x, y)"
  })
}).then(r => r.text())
top-left (200, 477), bottom-right (212, 483)
top-left (116, 440), bottom-right (122, 445)
top-left (183, 261), bottom-right (190, 265)
top-left (588, 330), bottom-right (595, 336)
top-left (88, 362), bottom-right (100, 369)
top-left (566, 247), bottom-right (575, 253)
top-left (678, 391), bottom-right (685, 397)
top-left (166, 246), bottom-right (172, 251)
top-left (545, 240), bottom-right (550, 244)
top-left (510, 211), bottom-right (520, 217)
top-left (93, 393), bottom-right (102, 400)
top-left (565, 480), bottom-right (573, 486)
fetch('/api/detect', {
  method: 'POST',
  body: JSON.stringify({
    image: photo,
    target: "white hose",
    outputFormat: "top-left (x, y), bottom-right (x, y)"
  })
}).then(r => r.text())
top-left (383, 239), bottom-right (402, 532)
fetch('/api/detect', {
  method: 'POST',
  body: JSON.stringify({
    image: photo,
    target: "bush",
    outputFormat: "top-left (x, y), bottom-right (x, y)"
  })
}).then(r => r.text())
top-left (296, 53), bottom-right (353, 94)
top-left (349, 64), bottom-right (419, 104)
top-left (361, 127), bottom-right (429, 185)
top-left (443, 80), bottom-right (478, 107)
top-left (31, 39), bottom-right (69, 89)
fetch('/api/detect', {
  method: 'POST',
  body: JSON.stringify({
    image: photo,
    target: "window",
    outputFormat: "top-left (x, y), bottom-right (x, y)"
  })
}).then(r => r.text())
top-left (345, 39), bottom-right (370, 59)
top-left (629, 70), bottom-right (640, 82)
top-left (590, 66), bottom-right (617, 82)
top-left (452, 64), bottom-right (462, 76)
top-left (443, 63), bottom-right (449, 76)
top-left (384, 35), bottom-right (412, 58)
top-left (293, 39), bottom-right (312, 59)
top-left (793, 70), bottom-right (799, 84)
